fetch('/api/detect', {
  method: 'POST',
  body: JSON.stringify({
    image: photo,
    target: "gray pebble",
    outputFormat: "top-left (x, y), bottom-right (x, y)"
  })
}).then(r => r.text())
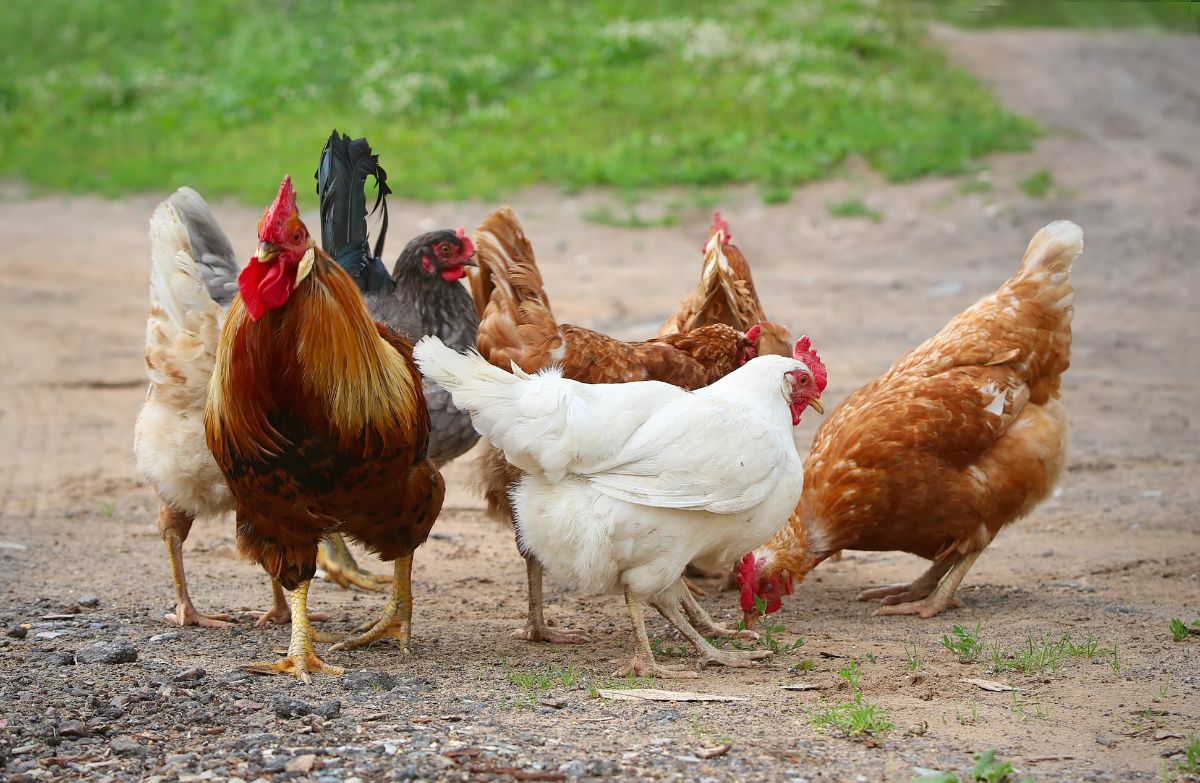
top-left (77, 594), bottom-right (101, 608)
top-left (75, 640), bottom-right (137, 665)
top-left (110, 736), bottom-right (147, 756)
top-left (6, 625), bottom-right (27, 639)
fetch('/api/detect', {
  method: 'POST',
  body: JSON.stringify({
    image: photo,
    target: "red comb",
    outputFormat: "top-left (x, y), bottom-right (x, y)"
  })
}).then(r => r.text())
top-left (793, 335), bottom-right (827, 393)
top-left (709, 211), bottom-right (731, 244)
top-left (259, 176), bottom-right (297, 243)
top-left (456, 227), bottom-right (476, 258)
top-left (745, 324), bottom-right (762, 344)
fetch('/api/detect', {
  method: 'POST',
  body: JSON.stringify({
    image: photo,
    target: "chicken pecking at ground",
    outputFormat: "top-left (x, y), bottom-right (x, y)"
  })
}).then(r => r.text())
top-left (415, 334), bottom-right (825, 677)
top-left (658, 213), bottom-right (793, 358)
top-left (740, 221), bottom-right (1083, 623)
top-left (205, 175), bottom-right (444, 682)
top-left (467, 206), bottom-right (762, 644)
top-left (311, 131), bottom-right (479, 591)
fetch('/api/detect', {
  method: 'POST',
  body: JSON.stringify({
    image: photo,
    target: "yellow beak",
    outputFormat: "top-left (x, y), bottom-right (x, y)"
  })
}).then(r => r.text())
top-left (807, 396), bottom-right (825, 415)
top-left (256, 241), bottom-right (280, 263)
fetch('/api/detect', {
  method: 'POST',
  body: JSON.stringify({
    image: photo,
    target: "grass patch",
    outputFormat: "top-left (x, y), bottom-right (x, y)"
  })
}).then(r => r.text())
top-left (501, 660), bottom-right (579, 707)
top-left (942, 623), bottom-right (984, 662)
top-left (989, 631), bottom-right (1117, 675)
top-left (827, 197), bottom-right (883, 222)
top-left (809, 661), bottom-right (894, 739)
top-left (915, 749), bottom-right (1033, 783)
top-left (0, 0), bottom-right (1036, 205)
top-left (1176, 737), bottom-right (1200, 776)
top-left (1018, 168), bottom-right (1054, 199)
top-left (931, 0), bottom-right (1198, 32)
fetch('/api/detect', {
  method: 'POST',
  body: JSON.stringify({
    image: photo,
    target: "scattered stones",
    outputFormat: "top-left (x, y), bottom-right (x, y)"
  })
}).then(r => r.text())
top-left (75, 640), bottom-right (137, 664)
top-left (272, 694), bottom-right (341, 720)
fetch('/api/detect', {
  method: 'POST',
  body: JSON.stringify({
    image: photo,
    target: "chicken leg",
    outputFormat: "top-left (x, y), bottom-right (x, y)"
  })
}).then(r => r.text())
top-left (613, 585), bottom-right (698, 680)
top-left (874, 551), bottom-right (980, 619)
top-left (316, 534), bottom-right (390, 592)
top-left (857, 550), bottom-right (961, 607)
top-left (251, 579), bottom-right (331, 627)
top-left (244, 579), bottom-right (343, 683)
top-left (158, 502), bottom-right (231, 628)
top-left (680, 585), bottom-right (758, 641)
top-left (331, 554), bottom-right (416, 653)
top-left (655, 586), bottom-right (770, 669)
top-left (512, 556), bottom-right (590, 644)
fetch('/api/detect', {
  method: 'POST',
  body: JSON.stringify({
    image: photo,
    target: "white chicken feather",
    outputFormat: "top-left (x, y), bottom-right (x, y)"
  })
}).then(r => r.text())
top-left (414, 335), bottom-right (824, 677)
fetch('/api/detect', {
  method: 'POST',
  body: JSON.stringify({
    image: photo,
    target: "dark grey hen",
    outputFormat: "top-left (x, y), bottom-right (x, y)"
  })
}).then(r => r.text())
top-left (316, 130), bottom-right (479, 468)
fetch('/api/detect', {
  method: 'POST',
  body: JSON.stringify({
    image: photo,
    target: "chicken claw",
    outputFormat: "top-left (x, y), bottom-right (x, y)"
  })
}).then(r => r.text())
top-left (244, 580), bottom-right (343, 683)
top-left (160, 506), bottom-right (233, 628)
top-left (331, 555), bottom-right (414, 654)
top-left (511, 558), bottom-right (591, 644)
top-left (868, 552), bottom-right (979, 619)
top-left (316, 535), bottom-right (390, 592)
top-left (165, 604), bottom-right (232, 629)
top-left (680, 587), bottom-right (757, 641)
top-left (616, 585), bottom-right (699, 679)
top-left (657, 590), bottom-right (772, 669)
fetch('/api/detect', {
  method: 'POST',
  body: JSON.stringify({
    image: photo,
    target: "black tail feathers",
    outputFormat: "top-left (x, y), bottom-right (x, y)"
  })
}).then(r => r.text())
top-left (316, 130), bottom-right (392, 291)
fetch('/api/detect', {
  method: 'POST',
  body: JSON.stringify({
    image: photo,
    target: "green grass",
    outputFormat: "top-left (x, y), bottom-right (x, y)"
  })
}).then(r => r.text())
top-left (809, 661), bottom-right (894, 739)
top-left (0, 0), bottom-right (1037, 206)
top-left (932, 0), bottom-right (1198, 32)
top-left (827, 196), bottom-right (883, 221)
top-left (914, 749), bottom-right (1034, 783)
top-left (1177, 737), bottom-right (1200, 776)
top-left (1018, 169), bottom-right (1054, 199)
top-left (942, 623), bottom-right (985, 662)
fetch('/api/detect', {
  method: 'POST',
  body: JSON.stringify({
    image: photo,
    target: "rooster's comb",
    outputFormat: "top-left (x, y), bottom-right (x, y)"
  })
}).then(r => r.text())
top-left (793, 335), bottom-right (827, 393)
top-left (259, 175), bottom-right (298, 242)
top-left (709, 211), bottom-right (731, 244)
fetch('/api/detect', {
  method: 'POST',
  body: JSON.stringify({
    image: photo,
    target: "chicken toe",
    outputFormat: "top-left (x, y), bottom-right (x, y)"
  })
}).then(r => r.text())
top-left (331, 555), bottom-right (415, 654)
top-left (872, 552), bottom-right (980, 619)
top-left (512, 557), bottom-right (590, 644)
top-left (316, 534), bottom-right (390, 592)
top-left (617, 585), bottom-right (698, 679)
top-left (252, 580), bottom-right (330, 627)
top-left (656, 593), bottom-right (771, 670)
top-left (680, 585), bottom-right (757, 641)
top-left (244, 580), bottom-right (343, 683)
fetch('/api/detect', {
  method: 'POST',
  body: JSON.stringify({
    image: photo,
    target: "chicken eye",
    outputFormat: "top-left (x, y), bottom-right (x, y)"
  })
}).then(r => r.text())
top-left (292, 231), bottom-right (301, 243)
top-left (435, 242), bottom-right (451, 257)
top-left (798, 376), bottom-right (809, 386)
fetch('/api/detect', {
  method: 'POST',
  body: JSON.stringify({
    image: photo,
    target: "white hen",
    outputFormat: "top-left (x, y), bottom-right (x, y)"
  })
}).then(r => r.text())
top-left (414, 335), bottom-right (826, 677)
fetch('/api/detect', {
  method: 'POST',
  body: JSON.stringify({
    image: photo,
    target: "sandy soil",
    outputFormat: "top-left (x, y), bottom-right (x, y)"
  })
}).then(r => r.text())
top-left (1, 26), bottom-right (1198, 783)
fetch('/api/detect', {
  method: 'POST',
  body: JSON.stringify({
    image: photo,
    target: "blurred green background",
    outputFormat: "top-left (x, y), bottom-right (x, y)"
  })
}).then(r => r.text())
top-left (0, 0), bottom-right (1192, 207)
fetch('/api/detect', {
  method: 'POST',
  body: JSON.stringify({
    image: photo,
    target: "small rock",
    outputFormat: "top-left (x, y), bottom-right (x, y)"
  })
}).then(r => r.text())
top-left (315, 700), bottom-right (341, 719)
top-left (1096, 734), bottom-right (1117, 748)
top-left (558, 760), bottom-right (588, 778)
top-left (173, 667), bottom-right (206, 683)
top-left (286, 754), bottom-right (318, 773)
top-left (273, 694), bottom-right (316, 719)
top-left (111, 736), bottom-right (147, 756)
top-left (77, 594), bottom-right (101, 608)
top-left (57, 720), bottom-right (89, 738)
top-left (75, 640), bottom-right (137, 665)
top-left (7, 625), bottom-right (29, 639)
top-left (341, 670), bottom-right (402, 692)
top-left (149, 632), bottom-right (182, 643)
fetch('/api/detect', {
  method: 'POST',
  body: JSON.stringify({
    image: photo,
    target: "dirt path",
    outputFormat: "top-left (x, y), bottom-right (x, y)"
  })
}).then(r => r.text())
top-left (1, 27), bottom-right (1197, 783)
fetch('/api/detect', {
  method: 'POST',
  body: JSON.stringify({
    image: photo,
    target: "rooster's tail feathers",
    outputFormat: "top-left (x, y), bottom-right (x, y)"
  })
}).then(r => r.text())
top-left (316, 130), bottom-right (391, 266)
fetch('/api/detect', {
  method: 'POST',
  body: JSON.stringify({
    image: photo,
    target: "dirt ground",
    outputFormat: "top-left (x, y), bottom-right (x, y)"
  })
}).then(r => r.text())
top-left (1, 26), bottom-right (1198, 783)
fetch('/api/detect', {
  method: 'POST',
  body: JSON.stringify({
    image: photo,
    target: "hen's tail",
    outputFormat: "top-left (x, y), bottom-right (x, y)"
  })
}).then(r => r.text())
top-left (412, 335), bottom-right (528, 429)
top-left (316, 130), bottom-right (393, 294)
top-left (165, 187), bottom-right (240, 308)
top-left (142, 198), bottom-right (225, 405)
top-left (1010, 220), bottom-right (1084, 320)
top-left (471, 207), bottom-right (560, 367)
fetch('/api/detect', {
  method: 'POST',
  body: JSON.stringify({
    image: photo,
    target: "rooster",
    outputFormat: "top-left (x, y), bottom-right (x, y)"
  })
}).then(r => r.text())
top-left (415, 335), bottom-right (826, 677)
top-left (309, 131), bottom-right (478, 591)
top-left (467, 207), bottom-right (762, 644)
top-left (205, 176), bottom-right (443, 682)
top-left (659, 213), bottom-right (793, 358)
top-left (741, 221), bottom-right (1083, 622)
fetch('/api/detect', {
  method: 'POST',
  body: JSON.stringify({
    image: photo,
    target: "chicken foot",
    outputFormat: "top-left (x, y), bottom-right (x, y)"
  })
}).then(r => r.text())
top-left (680, 585), bottom-right (759, 641)
top-left (656, 593), bottom-right (770, 669)
top-left (331, 554), bottom-right (415, 654)
top-left (856, 551), bottom-right (959, 604)
top-left (613, 585), bottom-right (698, 680)
top-left (316, 534), bottom-right (390, 592)
top-left (512, 556), bottom-right (590, 644)
top-left (251, 580), bottom-right (331, 627)
top-left (244, 579), bottom-right (344, 683)
top-left (875, 551), bottom-right (981, 619)
top-left (158, 503), bottom-right (233, 628)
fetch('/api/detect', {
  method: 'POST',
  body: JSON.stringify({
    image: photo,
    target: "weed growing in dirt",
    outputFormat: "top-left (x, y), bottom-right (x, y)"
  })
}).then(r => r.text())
top-left (942, 624), bottom-right (984, 662)
top-left (790, 659), bottom-right (816, 674)
top-left (1170, 618), bottom-right (1189, 642)
top-left (1009, 690), bottom-right (1045, 722)
top-left (1176, 737), bottom-right (1200, 776)
top-left (809, 661), bottom-right (894, 739)
top-left (501, 660), bottom-right (579, 708)
top-left (914, 749), bottom-right (1032, 783)
top-left (1019, 169), bottom-right (1054, 199)
top-left (827, 197), bottom-right (883, 222)
top-left (720, 600), bottom-right (806, 654)
top-left (904, 642), bottom-right (923, 671)
top-left (956, 699), bottom-right (979, 726)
